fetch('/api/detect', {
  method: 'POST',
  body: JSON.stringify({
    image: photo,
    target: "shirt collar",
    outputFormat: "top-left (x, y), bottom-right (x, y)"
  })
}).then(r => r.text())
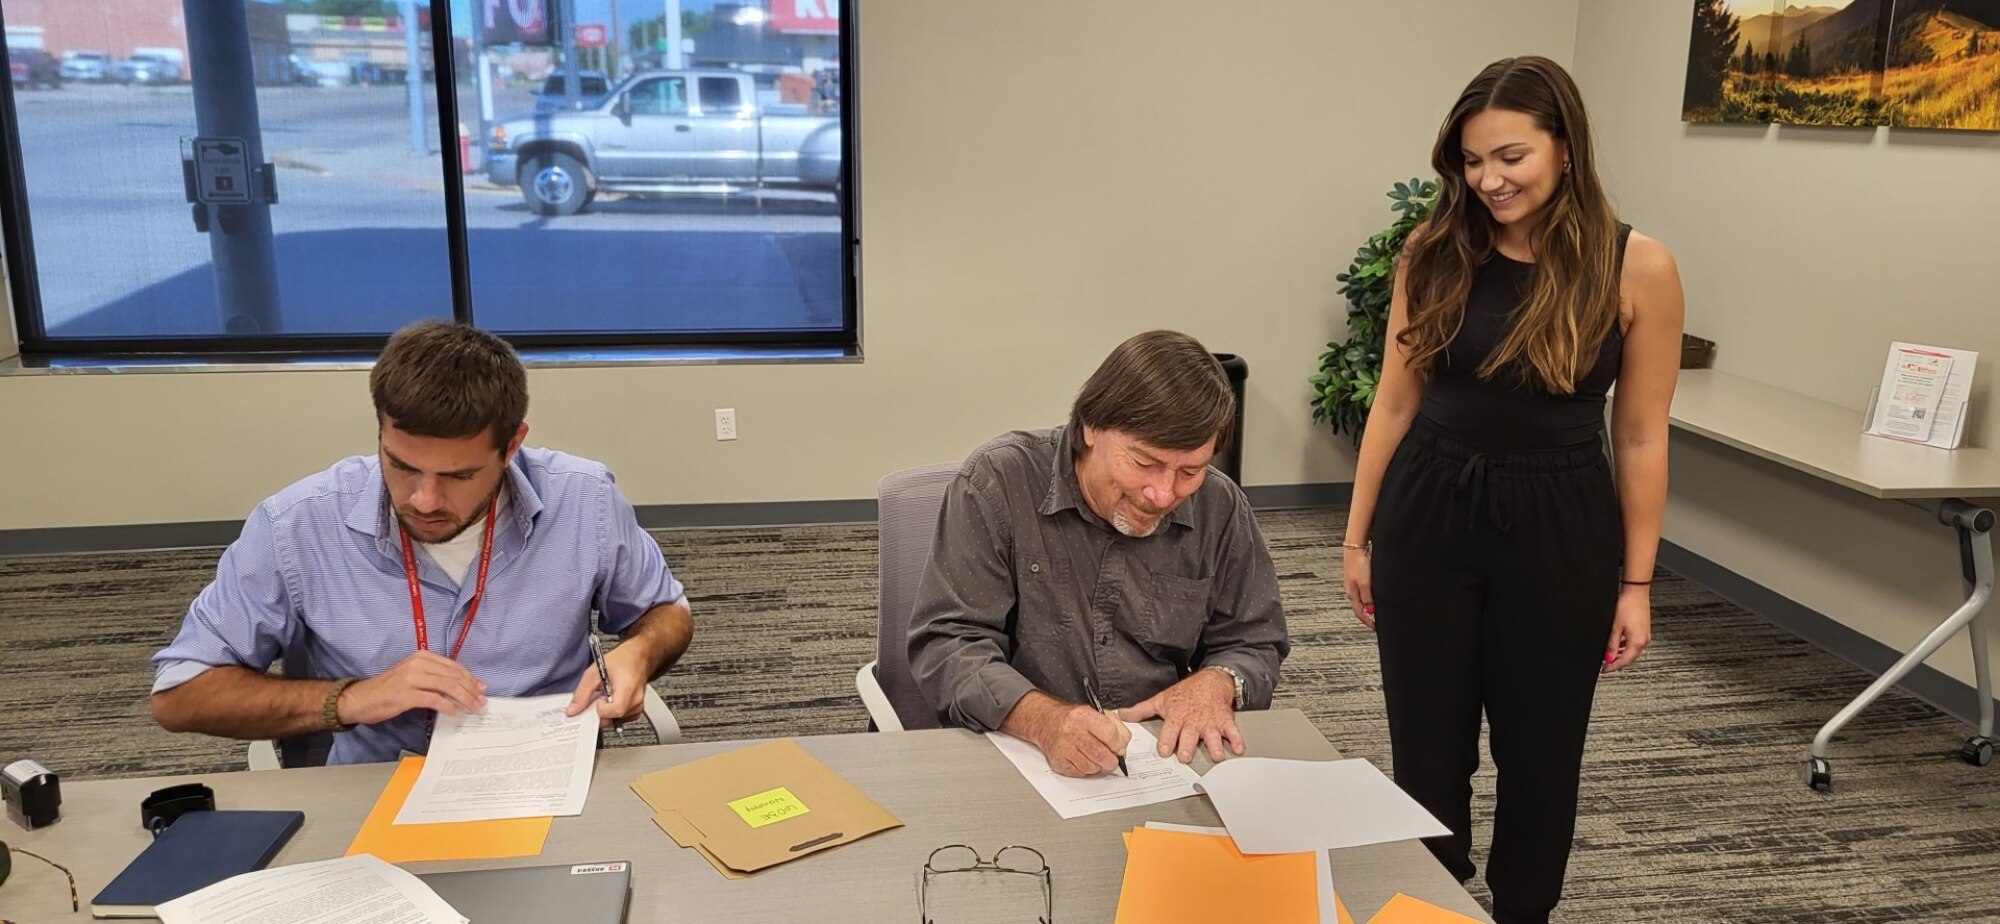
top-left (346, 452), bottom-right (547, 556)
top-left (1039, 424), bottom-right (1199, 532)
top-left (1038, 424), bottom-right (1087, 519)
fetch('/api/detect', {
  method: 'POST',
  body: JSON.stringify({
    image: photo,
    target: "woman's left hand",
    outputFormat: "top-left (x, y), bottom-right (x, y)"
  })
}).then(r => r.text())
top-left (1602, 586), bottom-right (1652, 674)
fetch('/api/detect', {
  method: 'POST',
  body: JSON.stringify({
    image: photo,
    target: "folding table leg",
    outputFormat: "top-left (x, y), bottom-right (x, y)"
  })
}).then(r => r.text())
top-left (1805, 500), bottom-right (1995, 792)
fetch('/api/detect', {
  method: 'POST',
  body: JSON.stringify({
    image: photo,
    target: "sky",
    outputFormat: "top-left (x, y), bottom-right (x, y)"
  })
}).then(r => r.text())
top-left (1735, 0), bottom-right (1857, 13)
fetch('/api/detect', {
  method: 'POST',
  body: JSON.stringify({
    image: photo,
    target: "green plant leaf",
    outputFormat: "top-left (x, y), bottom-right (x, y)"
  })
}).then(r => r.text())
top-left (1310, 175), bottom-right (1439, 441)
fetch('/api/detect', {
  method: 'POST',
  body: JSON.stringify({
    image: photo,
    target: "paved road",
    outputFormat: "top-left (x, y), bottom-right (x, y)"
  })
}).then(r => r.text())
top-left (11, 83), bottom-right (843, 339)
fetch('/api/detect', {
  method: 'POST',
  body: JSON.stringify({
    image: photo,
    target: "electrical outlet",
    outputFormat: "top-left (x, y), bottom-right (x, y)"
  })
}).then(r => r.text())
top-left (715, 408), bottom-right (737, 441)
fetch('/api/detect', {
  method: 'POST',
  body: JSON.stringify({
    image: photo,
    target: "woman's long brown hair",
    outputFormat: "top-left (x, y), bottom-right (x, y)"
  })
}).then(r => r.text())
top-left (1399, 56), bottom-right (1622, 394)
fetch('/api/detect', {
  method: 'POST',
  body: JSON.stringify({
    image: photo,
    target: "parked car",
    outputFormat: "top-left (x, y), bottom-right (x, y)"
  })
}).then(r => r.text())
top-left (533, 70), bottom-right (611, 111)
top-left (297, 60), bottom-right (353, 88)
top-left (59, 50), bottom-right (110, 82)
top-left (488, 69), bottom-right (842, 216)
top-left (9, 49), bottom-right (61, 90)
top-left (110, 52), bottom-right (182, 85)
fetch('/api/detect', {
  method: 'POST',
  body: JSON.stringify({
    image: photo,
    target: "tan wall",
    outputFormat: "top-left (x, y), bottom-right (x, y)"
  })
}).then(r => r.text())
top-left (0, 0), bottom-right (1581, 532)
top-left (1574, 0), bottom-right (2000, 690)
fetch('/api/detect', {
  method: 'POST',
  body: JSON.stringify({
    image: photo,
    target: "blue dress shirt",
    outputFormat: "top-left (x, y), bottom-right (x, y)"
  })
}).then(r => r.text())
top-left (152, 447), bottom-right (685, 764)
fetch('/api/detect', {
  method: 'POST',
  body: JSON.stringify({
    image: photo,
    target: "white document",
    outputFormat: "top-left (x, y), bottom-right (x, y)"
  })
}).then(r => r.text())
top-left (1143, 822), bottom-right (1338, 924)
top-left (987, 723), bottom-right (1202, 819)
top-left (1918, 343), bottom-right (1979, 449)
top-left (395, 693), bottom-right (597, 824)
top-left (1870, 344), bottom-right (1953, 442)
top-left (157, 855), bottom-right (466, 924)
top-left (1196, 757), bottom-right (1451, 855)
top-left (1868, 342), bottom-right (1977, 448)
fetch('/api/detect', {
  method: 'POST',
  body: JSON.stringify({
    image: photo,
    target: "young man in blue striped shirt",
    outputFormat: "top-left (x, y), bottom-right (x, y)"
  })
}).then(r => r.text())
top-left (151, 321), bottom-right (694, 765)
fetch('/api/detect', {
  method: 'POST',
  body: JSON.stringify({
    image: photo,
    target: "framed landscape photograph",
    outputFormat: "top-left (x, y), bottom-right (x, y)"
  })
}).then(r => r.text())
top-left (1684, 1), bottom-right (1897, 127)
top-left (1686, 1), bottom-right (2000, 129)
top-left (1878, 1), bottom-right (2000, 129)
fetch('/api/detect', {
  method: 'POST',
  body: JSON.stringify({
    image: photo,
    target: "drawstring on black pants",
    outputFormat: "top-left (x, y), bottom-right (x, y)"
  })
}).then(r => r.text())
top-left (1454, 453), bottom-right (1513, 533)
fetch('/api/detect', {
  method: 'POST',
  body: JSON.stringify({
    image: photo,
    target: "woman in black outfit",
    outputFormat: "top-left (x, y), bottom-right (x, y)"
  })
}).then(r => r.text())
top-left (1342, 56), bottom-right (1685, 924)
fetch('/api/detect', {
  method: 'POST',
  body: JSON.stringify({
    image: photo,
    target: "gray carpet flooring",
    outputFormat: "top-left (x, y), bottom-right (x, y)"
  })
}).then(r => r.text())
top-left (3, 508), bottom-right (1998, 922)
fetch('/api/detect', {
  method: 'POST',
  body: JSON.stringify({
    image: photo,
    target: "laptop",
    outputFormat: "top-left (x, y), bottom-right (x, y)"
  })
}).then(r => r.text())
top-left (417, 861), bottom-right (632, 924)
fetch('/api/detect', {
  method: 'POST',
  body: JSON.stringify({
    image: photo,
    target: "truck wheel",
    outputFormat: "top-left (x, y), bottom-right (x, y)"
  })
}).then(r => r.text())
top-left (522, 151), bottom-right (592, 216)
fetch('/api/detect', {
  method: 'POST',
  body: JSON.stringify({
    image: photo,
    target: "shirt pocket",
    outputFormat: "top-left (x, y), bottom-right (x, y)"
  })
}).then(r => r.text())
top-left (1136, 569), bottom-right (1212, 665)
top-left (1013, 554), bottom-right (1075, 645)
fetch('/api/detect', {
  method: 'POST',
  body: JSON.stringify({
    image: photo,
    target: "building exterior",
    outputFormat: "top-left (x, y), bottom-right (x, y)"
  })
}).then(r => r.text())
top-left (1, 0), bottom-right (294, 84)
top-left (2, 0), bottom-right (187, 62)
top-left (285, 11), bottom-right (433, 83)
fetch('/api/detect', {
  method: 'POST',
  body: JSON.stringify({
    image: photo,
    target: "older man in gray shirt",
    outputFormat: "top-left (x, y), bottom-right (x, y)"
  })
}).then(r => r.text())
top-left (908, 330), bottom-right (1289, 778)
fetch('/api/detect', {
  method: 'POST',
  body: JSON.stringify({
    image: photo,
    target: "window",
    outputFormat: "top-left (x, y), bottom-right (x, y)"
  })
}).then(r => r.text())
top-left (539, 73), bottom-right (610, 97)
top-left (629, 77), bottom-right (688, 117)
top-left (698, 76), bottom-right (742, 113)
top-left (0, 0), bottom-right (856, 356)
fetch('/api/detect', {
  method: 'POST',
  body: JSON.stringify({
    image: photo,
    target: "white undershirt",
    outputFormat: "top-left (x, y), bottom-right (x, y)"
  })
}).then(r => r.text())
top-left (417, 485), bottom-right (509, 586)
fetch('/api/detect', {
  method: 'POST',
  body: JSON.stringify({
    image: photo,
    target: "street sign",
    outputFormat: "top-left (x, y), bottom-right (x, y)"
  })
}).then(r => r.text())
top-left (482, 0), bottom-right (553, 46)
top-left (575, 23), bottom-right (607, 48)
top-left (773, 0), bottom-right (840, 36)
top-left (192, 137), bottom-right (252, 205)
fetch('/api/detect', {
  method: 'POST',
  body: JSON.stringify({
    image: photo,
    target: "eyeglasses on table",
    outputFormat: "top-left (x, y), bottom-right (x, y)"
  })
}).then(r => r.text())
top-left (918, 843), bottom-right (1053, 924)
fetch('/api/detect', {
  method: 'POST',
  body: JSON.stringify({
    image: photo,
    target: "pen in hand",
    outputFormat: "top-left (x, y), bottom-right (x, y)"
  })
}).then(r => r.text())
top-left (1083, 679), bottom-right (1128, 777)
top-left (588, 634), bottom-right (625, 738)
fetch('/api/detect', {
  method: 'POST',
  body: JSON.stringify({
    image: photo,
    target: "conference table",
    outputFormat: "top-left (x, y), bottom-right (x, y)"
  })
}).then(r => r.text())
top-left (5, 708), bottom-right (1490, 922)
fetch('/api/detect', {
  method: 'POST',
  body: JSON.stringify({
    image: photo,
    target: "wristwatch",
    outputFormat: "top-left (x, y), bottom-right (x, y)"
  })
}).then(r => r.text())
top-left (1204, 664), bottom-right (1246, 710)
top-left (322, 677), bottom-right (358, 733)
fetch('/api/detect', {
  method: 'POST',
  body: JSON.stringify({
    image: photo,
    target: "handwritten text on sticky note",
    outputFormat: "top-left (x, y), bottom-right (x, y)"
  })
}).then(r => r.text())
top-left (728, 787), bottom-right (812, 828)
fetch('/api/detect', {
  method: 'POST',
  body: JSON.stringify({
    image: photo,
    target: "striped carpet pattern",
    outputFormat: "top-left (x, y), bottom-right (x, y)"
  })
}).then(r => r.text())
top-left (3, 508), bottom-right (1997, 922)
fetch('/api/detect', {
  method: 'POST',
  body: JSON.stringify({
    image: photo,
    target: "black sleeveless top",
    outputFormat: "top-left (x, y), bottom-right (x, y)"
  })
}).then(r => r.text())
top-left (1415, 224), bottom-right (1632, 451)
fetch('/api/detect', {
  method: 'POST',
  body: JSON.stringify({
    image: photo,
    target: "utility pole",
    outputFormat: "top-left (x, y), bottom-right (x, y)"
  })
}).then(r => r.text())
top-left (665, 0), bottom-right (683, 69)
top-left (473, 0), bottom-right (493, 173)
top-left (401, 0), bottom-right (425, 154)
top-left (561, 0), bottom-right (579, 107)
top-left (609, 0), bottom-right (621, 79)
top-left (182, 0), bottom-right (281, 333)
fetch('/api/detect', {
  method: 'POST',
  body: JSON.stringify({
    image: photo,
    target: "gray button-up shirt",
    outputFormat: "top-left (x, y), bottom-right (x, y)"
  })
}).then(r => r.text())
top-left (907, 425), bottom-right (1289, 731)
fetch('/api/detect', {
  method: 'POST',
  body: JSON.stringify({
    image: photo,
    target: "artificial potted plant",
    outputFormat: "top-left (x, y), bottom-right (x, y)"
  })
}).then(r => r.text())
top-left (1310, 178), bottom-right (1439, 446)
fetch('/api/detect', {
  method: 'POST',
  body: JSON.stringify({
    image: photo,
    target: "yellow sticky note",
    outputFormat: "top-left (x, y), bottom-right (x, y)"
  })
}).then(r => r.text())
top-left (728, 786), bottom-right (811, 829)
top-left (345, 756), bottom-right (551, 862)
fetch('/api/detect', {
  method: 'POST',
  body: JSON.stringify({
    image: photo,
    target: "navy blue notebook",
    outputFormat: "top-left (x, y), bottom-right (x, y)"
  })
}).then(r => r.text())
top-left (89, 809), bottom-right (304, 918)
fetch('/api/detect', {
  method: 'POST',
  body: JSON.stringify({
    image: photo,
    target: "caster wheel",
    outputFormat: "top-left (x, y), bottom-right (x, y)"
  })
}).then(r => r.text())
top-left (1961, 736), bottom-right (1996, 767)
top-left (1806, 757), bottom-right (1832, 792)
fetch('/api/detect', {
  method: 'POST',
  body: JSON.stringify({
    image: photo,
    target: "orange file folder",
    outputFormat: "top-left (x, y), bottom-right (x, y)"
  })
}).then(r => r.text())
top-left (345, 755), bottom-right (552, 863)
top-left (1114, 827), bottom-right (1320, 924)
top-left (1366, 892), bottom-right (1485, 924)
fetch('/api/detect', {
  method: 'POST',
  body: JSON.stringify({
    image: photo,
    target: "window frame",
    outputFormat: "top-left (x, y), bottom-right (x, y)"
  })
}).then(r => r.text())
top-left (0, 0), bottom-right (860, 359)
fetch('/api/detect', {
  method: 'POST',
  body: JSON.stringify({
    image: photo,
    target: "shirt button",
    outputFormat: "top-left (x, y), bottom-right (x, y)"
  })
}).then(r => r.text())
top-left (1030, 564), bottom-right (1041, 574)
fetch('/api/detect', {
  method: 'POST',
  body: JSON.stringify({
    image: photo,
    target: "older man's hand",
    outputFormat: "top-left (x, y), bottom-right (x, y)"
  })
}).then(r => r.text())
top-left (1120, 668), bottom-right (1242, 763)
top-left (1000, 691), bottom-right (1132, 778)
top-left (1038, 703), bottom-right (1133, 777)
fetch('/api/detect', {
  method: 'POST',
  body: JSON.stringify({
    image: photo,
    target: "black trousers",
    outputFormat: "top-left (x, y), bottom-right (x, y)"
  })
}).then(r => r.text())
top-left (1371, 418), bottom-right (1623, 924)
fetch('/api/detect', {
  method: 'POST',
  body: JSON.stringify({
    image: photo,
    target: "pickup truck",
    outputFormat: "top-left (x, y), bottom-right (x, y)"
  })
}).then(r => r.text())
top-left (59, 51), bottom-right (110, 83)
top-left (110, 52), bottom-right (182, 85)
top-left (485, 69), bottom-right (842, 216)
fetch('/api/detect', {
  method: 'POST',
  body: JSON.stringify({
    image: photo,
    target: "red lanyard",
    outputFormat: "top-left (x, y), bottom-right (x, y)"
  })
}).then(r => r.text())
top-left (399, 494), bottom-right (499, 661)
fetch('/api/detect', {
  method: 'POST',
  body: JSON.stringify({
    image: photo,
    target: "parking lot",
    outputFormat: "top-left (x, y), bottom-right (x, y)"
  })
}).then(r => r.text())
top-left (11, 81), bottom-right (843, 338)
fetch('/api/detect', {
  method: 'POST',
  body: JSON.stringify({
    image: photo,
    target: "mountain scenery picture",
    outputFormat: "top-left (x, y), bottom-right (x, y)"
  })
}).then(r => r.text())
top-left (1683, 0), bottom-right (2000, 130)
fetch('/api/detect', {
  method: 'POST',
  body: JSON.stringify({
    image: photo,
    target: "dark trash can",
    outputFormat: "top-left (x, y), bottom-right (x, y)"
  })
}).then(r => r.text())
top-left (1211, 353), bottom-right (1247, 485)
